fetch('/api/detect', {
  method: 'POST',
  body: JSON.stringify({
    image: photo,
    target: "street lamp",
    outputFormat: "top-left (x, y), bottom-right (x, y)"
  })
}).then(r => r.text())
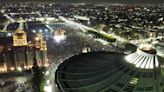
top-left (45, 29), bottom-right (48, 32)
top-left (44, 80), bottom-right (52, 92)
top-left (45, 70), bottom-right (49, 76)
top-left (7, 33), bottom-right (12, 37)
top-left (53, 35), bottom-right (66, 43)
top-left (35, 37), bottom-right (40, 41)
top-left (32, 30), bottom-right (36, 33)
top-left (10, 67), bottom-right (15, 71)
top-left (17, 67), bottom-right (22, 72)
top-left (39, 29), bottom-right (42, 33)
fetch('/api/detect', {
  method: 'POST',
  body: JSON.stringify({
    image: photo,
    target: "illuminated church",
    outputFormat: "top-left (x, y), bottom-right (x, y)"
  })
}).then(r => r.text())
top-left (13, 28), bottom-right (28, 47)
top-left (0, 23), bottom-right (48, 72)
top-left (56, 44), bottom-right (164, 92)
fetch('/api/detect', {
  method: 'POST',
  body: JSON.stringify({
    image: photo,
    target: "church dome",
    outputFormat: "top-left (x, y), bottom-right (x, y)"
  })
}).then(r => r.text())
top-left (56, 48), bottom-right (164, 92)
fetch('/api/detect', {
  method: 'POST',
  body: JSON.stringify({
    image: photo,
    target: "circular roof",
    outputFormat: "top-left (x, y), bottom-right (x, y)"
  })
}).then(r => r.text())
top-left (139, 44), bottom-right (156, 54)
top-left (56, 52), bottom-right (164, 92)
top-left (125, 48), bottom-right (159, 69)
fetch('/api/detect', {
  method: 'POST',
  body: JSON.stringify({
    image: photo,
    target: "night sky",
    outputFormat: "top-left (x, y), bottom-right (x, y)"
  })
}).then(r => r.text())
top-left (1, 0), bottom-right (164, 4)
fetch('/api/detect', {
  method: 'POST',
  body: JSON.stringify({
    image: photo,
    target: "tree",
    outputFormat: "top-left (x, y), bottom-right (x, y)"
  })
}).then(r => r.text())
top-left (32, 50), bottom-right (46, 92)
top-left (32, 55), bottom-right (42, 92)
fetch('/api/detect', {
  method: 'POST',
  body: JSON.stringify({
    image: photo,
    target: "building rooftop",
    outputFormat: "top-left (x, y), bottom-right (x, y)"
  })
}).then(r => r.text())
top-left (56, 51), bottom-right (164, 92)
top-left (139, 44), bottom-right (157, 54)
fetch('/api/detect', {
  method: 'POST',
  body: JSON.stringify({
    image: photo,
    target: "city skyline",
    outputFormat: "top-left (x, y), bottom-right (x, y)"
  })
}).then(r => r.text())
top-left (0, 2), bottom-right (164, 92)
top-left (1, 0), bottom-right (164, 4)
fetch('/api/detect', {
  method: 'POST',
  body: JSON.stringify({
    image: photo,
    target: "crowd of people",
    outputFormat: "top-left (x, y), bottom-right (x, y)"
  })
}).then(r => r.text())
top-left (46, 25), bottom-right (124, 68)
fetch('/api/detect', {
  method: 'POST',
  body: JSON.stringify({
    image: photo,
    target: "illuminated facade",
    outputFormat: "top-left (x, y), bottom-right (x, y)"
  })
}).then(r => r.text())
top-left (40, 39), bottom-right (47, 51)
top-left (13, 29), bottom-right (27, 46)
top-left (12, 28), bottom-right (29, 70)
top-left (53, 29), bottom-right (66, 43)
top-left (35, 32), bottom-right (47, 51)
top-left (0, 29), bottom-right (48, 73)
top-left (35, 32), bottom-right (48, 66)
top-left (54, 29), bottom-right (66, 36)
